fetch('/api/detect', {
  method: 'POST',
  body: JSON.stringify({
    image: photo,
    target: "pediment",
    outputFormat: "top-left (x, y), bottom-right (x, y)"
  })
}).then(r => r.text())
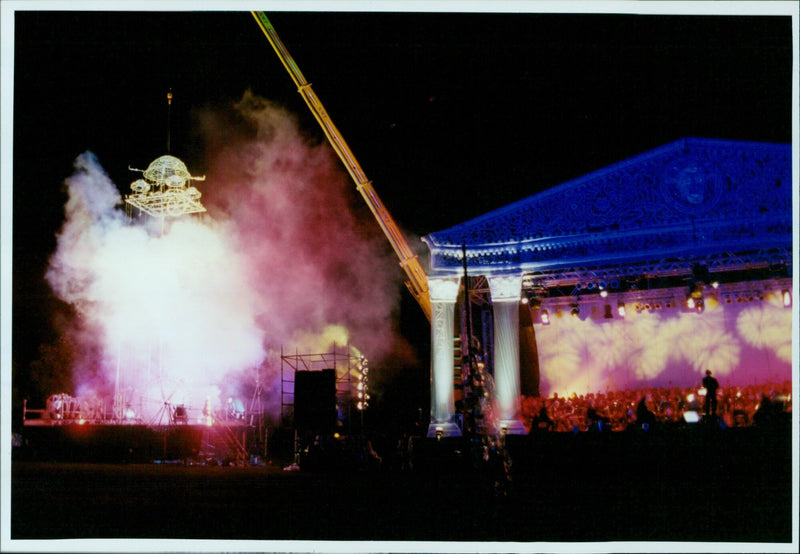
top-left (423, 138), bottom-right (792, 275)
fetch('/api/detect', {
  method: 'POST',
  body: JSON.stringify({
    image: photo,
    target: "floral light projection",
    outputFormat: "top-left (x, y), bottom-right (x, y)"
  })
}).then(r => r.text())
top-left (737, 294), bottom-right (793, 364)
top-left (536, 293), bottom-right (791, 397)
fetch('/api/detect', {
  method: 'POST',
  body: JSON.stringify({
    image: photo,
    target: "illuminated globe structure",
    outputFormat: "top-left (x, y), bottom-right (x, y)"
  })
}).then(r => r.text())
top-left (125, 155), bottom-right (206, 218)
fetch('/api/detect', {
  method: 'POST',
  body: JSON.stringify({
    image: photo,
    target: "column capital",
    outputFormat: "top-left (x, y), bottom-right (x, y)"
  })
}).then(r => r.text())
top-left (427, 276), bottom-right (461, 303)
top-left (488, 274), bottom-right (523, 302)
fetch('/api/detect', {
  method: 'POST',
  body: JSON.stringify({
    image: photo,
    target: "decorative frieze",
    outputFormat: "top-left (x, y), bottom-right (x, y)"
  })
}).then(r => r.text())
top-left (423, 138), bottom-right (791, 274)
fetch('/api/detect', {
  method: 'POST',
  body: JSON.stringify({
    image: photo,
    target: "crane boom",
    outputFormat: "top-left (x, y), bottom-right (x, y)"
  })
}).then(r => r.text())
top-left (252, 12), bottom-right (432, 321)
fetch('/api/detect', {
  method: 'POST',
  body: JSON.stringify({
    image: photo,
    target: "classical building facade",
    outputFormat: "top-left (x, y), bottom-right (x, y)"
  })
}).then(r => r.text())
top-left (422, 138), bottom-right (793, 437)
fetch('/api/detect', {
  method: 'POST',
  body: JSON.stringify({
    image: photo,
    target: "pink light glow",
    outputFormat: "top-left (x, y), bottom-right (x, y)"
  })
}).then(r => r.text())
top-left (42, 92), bottom-right (411, 421)
top-left (537, 297), bottom-right (791, 397)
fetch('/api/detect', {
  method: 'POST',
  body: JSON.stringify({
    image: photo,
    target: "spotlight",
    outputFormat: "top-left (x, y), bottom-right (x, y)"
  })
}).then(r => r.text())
top-left (696, 298), bottom-right (704, 313)
top-left (687, 297), bottom-right (695, 309)
top-left (570, 305), bottom-right (580, 318)
top-left (782, 290), bottom-right (791, 307)
top-left (435, 426), bottom-right (443, 441)
top-left (711, 280), bottom-right (719, 289)
top-left (683, 411), bottom-right (700, 424)
top-left (520, 296), bottom-right (529, 305)
top-left (540, 309), bottom-right (550, 325)
top-left (600, 289), bottom-right (608, 298)
top-left (617, 301), bottom-right (625, 317)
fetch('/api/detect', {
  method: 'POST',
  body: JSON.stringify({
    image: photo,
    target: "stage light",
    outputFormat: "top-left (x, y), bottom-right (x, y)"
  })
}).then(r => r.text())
top-left (520, 296), bottom-right (529, 305)
top-left (600, 289), bottom-right (608, 298)
top-left (540, 309), bottom-right (550, 325)
top-left (617, 301), bottom-right (625, 317)
top-left (435, 426), bottom-right (443, 441)
top-left (696, 299), bottom-right (704, 313)
top-left (570, 304), bottom-right (580, 318)
top-left (711, 280), bottom-right (719, 289)
top-left (782, 290), bottom-right (791, 307)
top-left (687, 297), bottom-right (695, 309)
top-left (683, 411), bottom-right (700, 423)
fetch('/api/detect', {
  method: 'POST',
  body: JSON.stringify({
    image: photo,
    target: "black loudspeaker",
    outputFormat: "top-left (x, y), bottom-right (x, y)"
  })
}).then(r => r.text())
top-left (294, 369), bottom-right (336, 433)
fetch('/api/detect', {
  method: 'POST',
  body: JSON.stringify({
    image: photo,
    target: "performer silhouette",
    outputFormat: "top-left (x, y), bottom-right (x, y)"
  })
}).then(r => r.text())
top-left (702, 370), bottom-right (719, 417)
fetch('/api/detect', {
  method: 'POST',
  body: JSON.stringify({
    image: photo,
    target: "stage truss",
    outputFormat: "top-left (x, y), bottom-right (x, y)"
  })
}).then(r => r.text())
top-left (280, 345), bottom-right (369, 432)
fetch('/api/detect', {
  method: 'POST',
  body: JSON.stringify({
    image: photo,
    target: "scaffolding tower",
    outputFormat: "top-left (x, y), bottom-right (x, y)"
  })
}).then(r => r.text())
top-left (280, 345), bottom-right (368, 434)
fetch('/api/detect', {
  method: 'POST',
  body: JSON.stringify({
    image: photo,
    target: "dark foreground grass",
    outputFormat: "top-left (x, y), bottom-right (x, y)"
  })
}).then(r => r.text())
top-left (10, 425), bottom-right (793, 545)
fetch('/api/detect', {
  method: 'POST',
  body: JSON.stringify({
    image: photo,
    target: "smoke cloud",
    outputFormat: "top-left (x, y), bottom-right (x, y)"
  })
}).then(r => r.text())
top-left (43, 91), bottom-right (409, 422)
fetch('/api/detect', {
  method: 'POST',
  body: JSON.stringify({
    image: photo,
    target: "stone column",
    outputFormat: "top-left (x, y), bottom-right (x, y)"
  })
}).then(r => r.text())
top-left (488, 274), bottom-right (527, 435)
top-left (427, 276), bottom-right (462, 438)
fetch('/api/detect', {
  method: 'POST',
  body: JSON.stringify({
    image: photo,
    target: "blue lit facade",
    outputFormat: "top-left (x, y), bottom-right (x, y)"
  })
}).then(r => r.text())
top-left (424, 138), bottom-right (791, 283)
top-left (421, 138), bottom-right (792, 437)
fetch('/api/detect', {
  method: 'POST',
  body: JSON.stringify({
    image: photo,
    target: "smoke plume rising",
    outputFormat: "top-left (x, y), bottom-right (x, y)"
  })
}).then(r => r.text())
top-left (43, 91), bottom-right (409, 421)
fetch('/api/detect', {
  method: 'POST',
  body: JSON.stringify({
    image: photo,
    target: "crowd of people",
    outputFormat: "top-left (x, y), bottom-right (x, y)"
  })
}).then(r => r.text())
top-left (520, 378), bottom-right (792, 433)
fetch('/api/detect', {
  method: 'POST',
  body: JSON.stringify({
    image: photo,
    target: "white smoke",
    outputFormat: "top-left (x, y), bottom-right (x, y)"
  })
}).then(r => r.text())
top-left (43, 92), bottom-right (411, 422)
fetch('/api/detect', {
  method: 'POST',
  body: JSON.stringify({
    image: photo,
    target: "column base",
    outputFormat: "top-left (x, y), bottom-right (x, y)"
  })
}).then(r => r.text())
top-left (426, 422), bottom-right (462, 439)
top-left (496, 419), bottom-right (527, 435)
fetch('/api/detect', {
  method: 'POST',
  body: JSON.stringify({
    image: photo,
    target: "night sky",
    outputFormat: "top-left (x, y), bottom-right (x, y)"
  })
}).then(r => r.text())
top-left (3, 4), bottom-right (796, 402)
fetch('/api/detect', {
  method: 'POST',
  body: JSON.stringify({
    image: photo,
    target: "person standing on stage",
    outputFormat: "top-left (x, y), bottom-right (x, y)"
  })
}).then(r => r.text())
top-left (702, 370), bottom-right (719, 417)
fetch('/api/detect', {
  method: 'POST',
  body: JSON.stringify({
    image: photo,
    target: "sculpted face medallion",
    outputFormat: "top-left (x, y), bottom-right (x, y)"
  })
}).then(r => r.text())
top-left (660, 160), bottom-right (723, 215)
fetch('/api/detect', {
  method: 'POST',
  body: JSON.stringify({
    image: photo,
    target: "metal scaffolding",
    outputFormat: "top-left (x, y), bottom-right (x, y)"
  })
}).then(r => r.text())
top-left (280, 345), bottom-right (368, 433)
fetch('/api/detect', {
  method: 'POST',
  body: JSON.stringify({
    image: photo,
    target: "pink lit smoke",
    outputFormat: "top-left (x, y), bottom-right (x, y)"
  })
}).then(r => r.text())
top-left (44, 91), bottom-right (409, 422)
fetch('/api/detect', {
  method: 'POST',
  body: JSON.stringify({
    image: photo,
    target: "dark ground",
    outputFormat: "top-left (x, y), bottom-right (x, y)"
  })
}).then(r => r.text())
top-left (9, 423), bottom-right (793, 546)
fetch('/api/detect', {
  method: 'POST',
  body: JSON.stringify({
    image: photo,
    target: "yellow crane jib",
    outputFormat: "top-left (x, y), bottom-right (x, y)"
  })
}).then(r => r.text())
top-left (252, 11), bottom-right (432, 321)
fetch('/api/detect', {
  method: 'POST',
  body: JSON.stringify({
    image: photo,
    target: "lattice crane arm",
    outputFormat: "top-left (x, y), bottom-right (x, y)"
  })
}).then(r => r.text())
top-left (251, 11), bottom-right (432, 321)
